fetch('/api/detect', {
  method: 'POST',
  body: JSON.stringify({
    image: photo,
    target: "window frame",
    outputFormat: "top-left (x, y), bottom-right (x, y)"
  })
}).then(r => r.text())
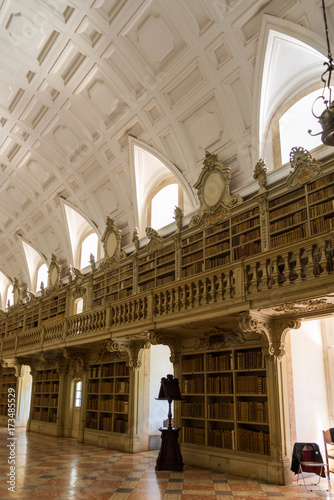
top-left (146, 177), bottom-right (183, 229)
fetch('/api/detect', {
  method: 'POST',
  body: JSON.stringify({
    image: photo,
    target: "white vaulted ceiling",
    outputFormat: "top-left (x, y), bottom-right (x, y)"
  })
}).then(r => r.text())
top-left (0, 0), bottom-right (332, 289)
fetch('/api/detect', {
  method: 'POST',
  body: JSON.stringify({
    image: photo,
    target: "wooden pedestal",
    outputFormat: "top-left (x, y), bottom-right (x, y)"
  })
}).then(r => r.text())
top-left (155, 427), bottom-right (183, 471)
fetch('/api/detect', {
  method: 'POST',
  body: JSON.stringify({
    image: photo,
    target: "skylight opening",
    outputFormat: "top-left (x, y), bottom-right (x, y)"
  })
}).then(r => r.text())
top-left (151, 183), bottom-right (178, 230)
top-left (36, 264), bottom-right (48, 291)
top-left (80, 233), bottom-right (98, 269)
top-left (6, 285), bottom-right (13, 308)
top-left (279, 89), bottom-right (324, 164)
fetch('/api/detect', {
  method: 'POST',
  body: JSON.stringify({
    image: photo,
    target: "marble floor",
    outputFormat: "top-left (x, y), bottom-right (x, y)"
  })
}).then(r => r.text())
top-left (0, 428), bottom-right (333, 500)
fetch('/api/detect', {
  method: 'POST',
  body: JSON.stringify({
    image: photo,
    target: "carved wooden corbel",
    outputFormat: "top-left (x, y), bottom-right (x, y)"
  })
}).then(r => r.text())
top-left (1, 358), bottom-right (23, 377)
top-left (238, 312), bottom-right (301, 359)
top-left (195, 326), bottom-right (245, 350)
top-left (63, 348), bottom-right (88, 378)
top-left (149, 330), bottom-right (179, 365)
top-left (106, 339), bottom-right (150, 369)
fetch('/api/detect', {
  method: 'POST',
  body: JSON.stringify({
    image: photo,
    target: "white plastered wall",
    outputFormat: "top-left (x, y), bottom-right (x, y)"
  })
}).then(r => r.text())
top-left (290, 319), bottom-right (331, 449)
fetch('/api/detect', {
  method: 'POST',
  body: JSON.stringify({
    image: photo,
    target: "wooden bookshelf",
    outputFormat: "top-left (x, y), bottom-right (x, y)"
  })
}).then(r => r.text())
top-left (0, 367), bottom-right (17, 417)
top-left (86, 360), bottom-right (130, 434)
top-left (204, 220), bottom-right (230, 270)
top-left (137, 242), bottom-right (176, 291)
top-left (231, 207), bottom-right (261, 261)
top-left (179, 345), bottom-right (269, 456)
top-left (307, 172), bottom-right (334, 235)
top-left (6, 310), bottom-right (24, 336)
top-left (41, 291), bottom-right (66, 324)
top-left (31, 368), bottom-right (59, 423)
top-left (181, 230), bottom-right (204, 278)
top-left (119, 262), bottom-right (133, 299)
top-left (25, 302), bottom-right (40, 330)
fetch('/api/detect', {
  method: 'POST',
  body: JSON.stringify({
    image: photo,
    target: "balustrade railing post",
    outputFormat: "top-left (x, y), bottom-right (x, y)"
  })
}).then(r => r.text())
top-left (63, 318), bottom-right (68, 340)
top-left (106, 305), bottom-right (111, 332)
top-left (40, 326), bottom-right (45, 348)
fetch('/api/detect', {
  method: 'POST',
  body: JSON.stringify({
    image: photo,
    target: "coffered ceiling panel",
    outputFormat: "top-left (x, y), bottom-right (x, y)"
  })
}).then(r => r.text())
top-left (0, 0), bottom-right (329, 293)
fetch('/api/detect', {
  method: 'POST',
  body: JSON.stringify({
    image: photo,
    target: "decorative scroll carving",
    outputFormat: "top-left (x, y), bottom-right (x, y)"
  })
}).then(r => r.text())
top-left (30, 353), bottom-right (64, 374)
top-left (174, 206), bottom-right (183, 233)
top-left (12, 278), bottom-right (21, 306)
top-left (48, 254), bottom-right (61, 288)
top-left (101, 216), bottom-right (122, 261)
top-left (195, 326), bottom-right (245, 350)
top-left (145, 227), bottom-right (163, 253)
top-left (190, 151), bottom-right (242, 227)
top-left (238, 312), bottom-right (301, 359)
top-left (132, 227), bottom-right (140, 252)
top-left (253, 158), bottom-right (267, 193)
top-left (272, 298), bottom-right (332, 314)
top-left (149, 330), bottom-right (179, 365)
top-left (1, 358), bottom-right (23, 377)
top-left (106, 339), bottom-right (150, 369)
top-left (63, 348), bottom-right (88, 378)
top-left (286, 147), bottom-right (322, 187)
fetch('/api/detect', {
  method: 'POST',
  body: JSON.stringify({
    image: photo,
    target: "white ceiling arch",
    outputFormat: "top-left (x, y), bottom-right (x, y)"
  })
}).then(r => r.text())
top-left (129, 136), bottom-right (198, 236)
top-left (61, 199), bottom-right (103, 270)
top-left (20, 237), bottom-right (47, 292)
top-left (0, 0), bottom-right (331, 289)
top-left (252, 14), bottom-right (329, 165)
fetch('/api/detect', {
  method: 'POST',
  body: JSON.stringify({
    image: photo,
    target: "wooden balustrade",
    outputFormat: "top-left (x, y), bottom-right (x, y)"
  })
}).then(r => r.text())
top-left (1, 231), bottom-right (334, 357)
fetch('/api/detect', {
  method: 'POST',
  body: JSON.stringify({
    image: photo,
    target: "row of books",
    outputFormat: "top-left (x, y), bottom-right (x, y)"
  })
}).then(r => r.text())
top-left (231, 209), bottom-right (259, 227)
top-left (182, 377), bottom-right (205, 394)
top-left (181, 426), bottom-right (205, 445)
top-left (114, 400), bottom-right (129, 413)
top-left (308, 184), bottom-right (334, 204)
top-left (308, 172), bottom-right (334, 191)
top-left (35, 370), bottom-right (58, 381)
top-left (231, 217), bottom-right (260, 236)
top-left (232, 228), bottom-right (261, 247)
top-left (236, 375), bottom-right (266, 394)
top-left (182, 356), bottom-right (204, 373)
top-left (34, 382), bottom-right (59, 393)
top-left (182, 248), bottom-right (204, 266)
top-left (271, 223), bottom-right (308, 248)
top-left (233, 241), bottom-right (261, 260)
top-left (208, 428), bottom-right (234, 449)
top-left (207, 376), bottom-right (233, 394)
top-left (205, 255), bottom-right (231, 269)
top-left (309, 199), bottom-right (334, 218)
top-left (237, 428), bottom-right (270, 455)
top-left (207, 401), bottom-right (234, 420)
top-left (115, 418), bottom-right (128, 433)
top-left (207, 353), bottom-right (231, 372)
top-left (235, 350), bottom-right (264, 370)
top-left (99, 416), bottom-right (113, 431)
top-left (270, 209), bottom-right (307, 233)
top-left (269, 198), bottom-right (306, 221)
top-left (310, 216), bottom-right (331, 235)
top-left (205, 231), bottom-right (230, 246)
top-left (205, 242), bottom-right (230, 257)
top-left (32, 410), bottom-right (57, 423)
top-left (268, 186), bottom-right (304, 209)
top-left (205, 219), bottom-right (230, 236)
top-left (181, 402), bottom-right (205, 418)
top-left (236, 401), bottom-right (269, 423)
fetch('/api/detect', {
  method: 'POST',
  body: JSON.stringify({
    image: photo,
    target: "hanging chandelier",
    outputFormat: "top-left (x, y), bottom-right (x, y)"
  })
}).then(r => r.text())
top-left (308, 0), bottom-right (334, 146)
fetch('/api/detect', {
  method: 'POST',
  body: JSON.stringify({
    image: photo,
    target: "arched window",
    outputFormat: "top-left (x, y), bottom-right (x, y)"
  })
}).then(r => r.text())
top-left (75, 298), bottom-right (83, 314)
top-left (80, 232), bottom-right (98, 270)
top-left (6, 285), bottom-right (13, 308)
top-left (149, 181), bottom-right (182, 230)
top-left (278, 88), bottom-right (331, 165)
top-left (74, 380), bottom-right (82, 408)
top-left (36, 263), bottom-right (48, 292)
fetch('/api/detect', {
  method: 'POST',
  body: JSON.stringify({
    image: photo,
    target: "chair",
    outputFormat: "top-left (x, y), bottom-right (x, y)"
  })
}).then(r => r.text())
top-left (291, 442), bottom-right (329, 491)
top-left (323, 428), bottom-right (334, 480)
